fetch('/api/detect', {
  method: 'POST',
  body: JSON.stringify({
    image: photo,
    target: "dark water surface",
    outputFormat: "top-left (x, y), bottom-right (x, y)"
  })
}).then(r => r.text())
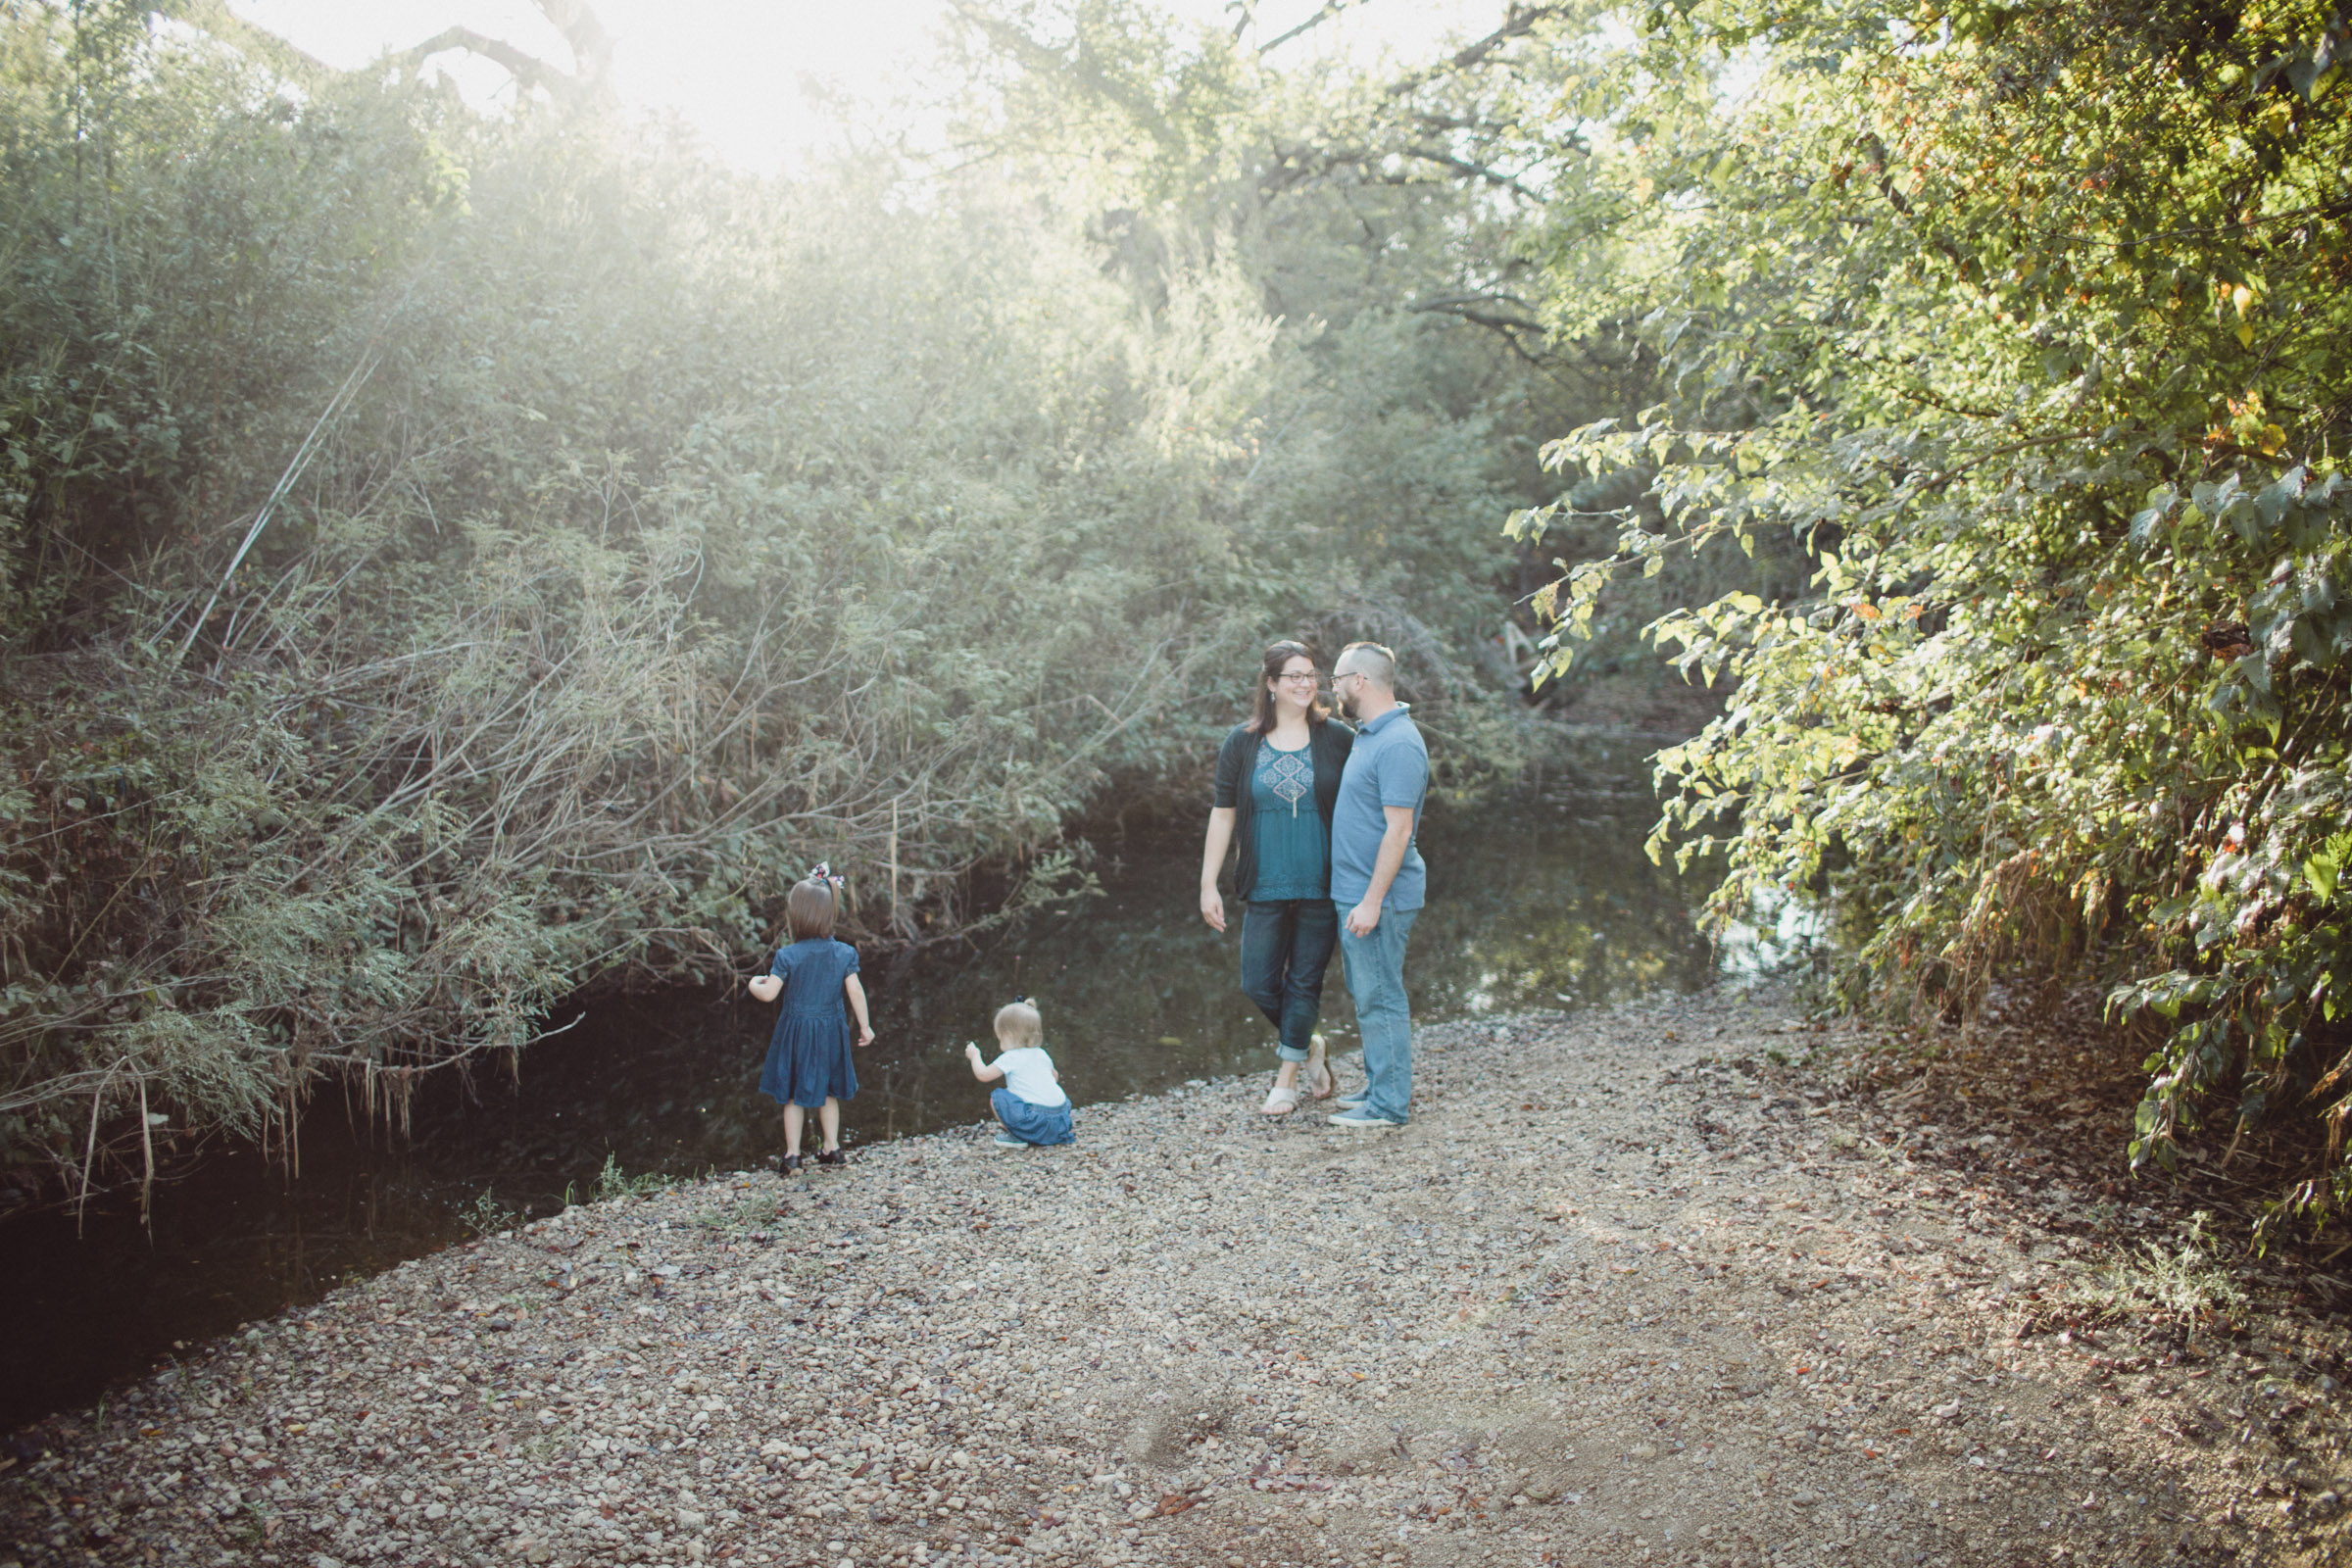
top-left (0, 742), bottom-right (1807, 1431)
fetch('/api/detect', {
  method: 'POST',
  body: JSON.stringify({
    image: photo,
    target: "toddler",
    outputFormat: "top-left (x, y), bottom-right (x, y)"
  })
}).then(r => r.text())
top-left (962, 997), bottom-right (1073, 1148)
top-left (748, 865), bottom-right (873, 1171)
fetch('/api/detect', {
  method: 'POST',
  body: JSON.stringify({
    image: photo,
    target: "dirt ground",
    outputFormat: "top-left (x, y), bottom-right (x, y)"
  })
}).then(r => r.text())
top-left (4, 981), bottom-right (2348, 1568)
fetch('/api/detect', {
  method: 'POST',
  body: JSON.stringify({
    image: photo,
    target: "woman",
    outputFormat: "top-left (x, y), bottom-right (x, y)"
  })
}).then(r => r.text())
top-left (1199, 640), bottom-right (1355, 1115)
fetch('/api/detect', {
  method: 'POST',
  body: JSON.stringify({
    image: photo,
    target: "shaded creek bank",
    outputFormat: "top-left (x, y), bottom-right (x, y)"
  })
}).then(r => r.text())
top-left (5, 986), bottom-right (2338, 1568)
top-left (2, 741), bottom-right (1809, 1431)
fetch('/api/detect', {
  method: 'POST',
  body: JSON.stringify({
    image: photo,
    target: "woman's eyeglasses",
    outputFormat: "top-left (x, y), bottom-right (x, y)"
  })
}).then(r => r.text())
top-left (1275, 671), bottom-right (1322, 685)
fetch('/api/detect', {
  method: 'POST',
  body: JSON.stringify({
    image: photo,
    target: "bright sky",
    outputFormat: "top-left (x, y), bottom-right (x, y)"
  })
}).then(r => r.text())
top-left (226, 0), bottom-right (1509, 171)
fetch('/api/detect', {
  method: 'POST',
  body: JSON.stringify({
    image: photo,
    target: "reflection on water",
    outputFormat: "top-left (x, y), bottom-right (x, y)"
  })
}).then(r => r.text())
top-left (0, 741), bottom-right (1804, 1430)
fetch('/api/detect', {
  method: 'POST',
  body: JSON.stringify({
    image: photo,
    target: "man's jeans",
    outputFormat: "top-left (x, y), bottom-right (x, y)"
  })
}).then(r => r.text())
top-left (1239, 899), bottom-right (1339, 1061)
top-left (1337, 905), bottom-right (1418, 1121)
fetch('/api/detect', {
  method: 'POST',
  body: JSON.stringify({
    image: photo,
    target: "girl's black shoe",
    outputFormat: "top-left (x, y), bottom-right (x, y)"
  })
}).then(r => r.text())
top-left (781, 1153), bottom-right (807, 1175)
top-left (816, 1148), bottom-right (848, 1167)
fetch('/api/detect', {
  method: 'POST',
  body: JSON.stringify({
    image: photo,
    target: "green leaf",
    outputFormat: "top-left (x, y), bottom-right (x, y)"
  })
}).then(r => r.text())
top-left (2307, 849), bottom-right (2343, 904)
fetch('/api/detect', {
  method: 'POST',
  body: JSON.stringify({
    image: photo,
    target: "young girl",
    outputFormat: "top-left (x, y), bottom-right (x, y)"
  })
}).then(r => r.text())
top-left (748, 865), bottom-right (873, 1172)
top-left (963, 997), bottom-right (1074, 1148)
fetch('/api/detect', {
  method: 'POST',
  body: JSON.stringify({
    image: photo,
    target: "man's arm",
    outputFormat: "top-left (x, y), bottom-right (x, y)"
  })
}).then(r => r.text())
top-left (1345, 806), bottom-right (1417, 936)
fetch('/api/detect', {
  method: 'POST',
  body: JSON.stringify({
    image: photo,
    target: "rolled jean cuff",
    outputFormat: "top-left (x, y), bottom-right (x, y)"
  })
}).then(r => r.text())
top-left (1275, 1043), bottom-right (1310, 1063)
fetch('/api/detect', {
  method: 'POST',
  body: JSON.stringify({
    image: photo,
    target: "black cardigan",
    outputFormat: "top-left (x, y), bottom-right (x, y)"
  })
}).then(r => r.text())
top-left (1210, 718), bottom-right (1355, 903)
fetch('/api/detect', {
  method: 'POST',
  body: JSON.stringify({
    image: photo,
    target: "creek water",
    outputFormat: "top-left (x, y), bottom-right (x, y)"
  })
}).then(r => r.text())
top-left (0, 739), bottom-right (1809, 1433)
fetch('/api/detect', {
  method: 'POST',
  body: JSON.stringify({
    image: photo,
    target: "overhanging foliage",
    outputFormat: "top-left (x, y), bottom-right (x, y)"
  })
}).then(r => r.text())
top-left (0, 1), bottom-right (1571, 1211)
top-left (1512, 0), bottom-right (2351, 1232)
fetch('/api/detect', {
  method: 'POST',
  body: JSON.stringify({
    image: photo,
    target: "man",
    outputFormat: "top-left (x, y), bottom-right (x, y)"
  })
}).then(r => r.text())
top-left (1324, 640), bottom-right (1428, 1129)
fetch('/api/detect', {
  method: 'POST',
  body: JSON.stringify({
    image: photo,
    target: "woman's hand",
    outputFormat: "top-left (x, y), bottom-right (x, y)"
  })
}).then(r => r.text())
top-left (1199, 808), bottom-right (1235, 931)
top-left (748, 974), bottom-right (782, 1004)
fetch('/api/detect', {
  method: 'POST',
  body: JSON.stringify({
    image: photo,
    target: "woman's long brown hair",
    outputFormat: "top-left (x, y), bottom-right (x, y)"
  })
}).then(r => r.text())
top-left (1246, 639), bottom-right (1331, 735)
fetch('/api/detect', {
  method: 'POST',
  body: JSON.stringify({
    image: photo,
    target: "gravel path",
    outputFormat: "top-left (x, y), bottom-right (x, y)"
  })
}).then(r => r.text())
top-left (5, 983), bottom-right (2346, 1568)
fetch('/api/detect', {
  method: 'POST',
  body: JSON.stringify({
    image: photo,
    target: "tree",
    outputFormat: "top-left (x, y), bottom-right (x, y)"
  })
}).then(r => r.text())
top-left (0, 0), bottom-right (1578, 1212)
top-left (1511, 0), bottom-right (2352, 1230)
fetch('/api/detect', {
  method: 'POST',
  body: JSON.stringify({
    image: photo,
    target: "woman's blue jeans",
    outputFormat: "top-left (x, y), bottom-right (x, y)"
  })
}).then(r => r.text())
top-left (1239, 898), bottom-right (1339, 1061)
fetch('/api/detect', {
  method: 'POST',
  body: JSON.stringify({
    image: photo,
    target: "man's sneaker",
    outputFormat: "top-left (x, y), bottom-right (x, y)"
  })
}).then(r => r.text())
top-left (992, 1132), bottom-right (1027, 1148)
top-left (1332, 1098), bottom-right (1366, 1111)
top-left (1327, 1110), bottom-right (1402, 1129)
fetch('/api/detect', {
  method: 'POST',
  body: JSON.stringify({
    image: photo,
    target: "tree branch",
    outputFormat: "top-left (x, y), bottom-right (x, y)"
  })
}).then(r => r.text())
top-left (1407, 296), bottom-right (1579, 383)
top-left (533, 0), bottom-right (614, 82)
top-left (1397, 143), bottom-right (1544, 201)
top-left (392, 1), bottom-right (612, 105)
top-left (945, 1), bottom-right (1183, 151)
top-left (1259, 0), bottom-right (1360, 55)
top-left (398, 26), bottom-right (579, 100)
top-left (159, 0), bottom-right (335, 87)
top-left (1383, 2), bottom-right (1575, 99)
top-left (1410, 290), bottom-right (1538, 318)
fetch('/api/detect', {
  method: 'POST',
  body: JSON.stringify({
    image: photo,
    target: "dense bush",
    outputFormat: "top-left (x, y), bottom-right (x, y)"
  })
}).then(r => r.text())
top-left (0, 4), bottom-right (1567, 1206)
top-left (1511, 0), bottom-right (2352, 1230)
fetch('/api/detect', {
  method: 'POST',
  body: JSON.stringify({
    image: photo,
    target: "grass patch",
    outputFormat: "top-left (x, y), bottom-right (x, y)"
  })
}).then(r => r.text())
top-left (691, 1188), bottom-right (783, 1233)
top-left (2061, 1212), bottom-right (2247, 1323)
top-left (459, 1188), bottom-right (521, 1239)
top-left (592, 1153), bottom-right (675, 1203)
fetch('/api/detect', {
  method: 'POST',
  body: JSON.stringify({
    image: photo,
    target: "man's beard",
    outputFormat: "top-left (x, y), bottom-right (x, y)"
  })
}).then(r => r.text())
top-left (1335, 689), bottom-right (1358, 719)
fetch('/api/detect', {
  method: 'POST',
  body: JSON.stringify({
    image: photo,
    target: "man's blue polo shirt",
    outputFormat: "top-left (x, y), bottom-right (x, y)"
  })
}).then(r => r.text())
top-left (1329, 704), bottom-right (1428, 911)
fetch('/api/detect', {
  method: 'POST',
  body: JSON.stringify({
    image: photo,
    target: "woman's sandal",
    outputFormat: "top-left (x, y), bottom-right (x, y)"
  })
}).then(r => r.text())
top-left (1305, 1034), bottom-right (1336, 1100)
top-left (1260, 1085), bottom-right (1301, 1116)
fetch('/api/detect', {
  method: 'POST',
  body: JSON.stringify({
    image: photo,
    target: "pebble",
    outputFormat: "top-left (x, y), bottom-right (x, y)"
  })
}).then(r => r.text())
top-left (0, 982), bottom-right (2336, 1568)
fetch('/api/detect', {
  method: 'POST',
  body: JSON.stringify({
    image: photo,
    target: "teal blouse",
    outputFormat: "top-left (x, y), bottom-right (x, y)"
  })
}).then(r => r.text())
top-left (1248, 739), bottom-right (1329, 901)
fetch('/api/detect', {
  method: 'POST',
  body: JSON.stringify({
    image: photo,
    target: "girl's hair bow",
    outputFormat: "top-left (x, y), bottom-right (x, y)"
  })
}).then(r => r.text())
top-left (807, 861), bottom-right (846, 891)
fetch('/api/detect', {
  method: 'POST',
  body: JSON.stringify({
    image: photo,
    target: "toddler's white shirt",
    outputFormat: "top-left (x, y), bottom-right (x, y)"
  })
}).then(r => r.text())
top-left (993, 1046), bottom-right (1068, 1108)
